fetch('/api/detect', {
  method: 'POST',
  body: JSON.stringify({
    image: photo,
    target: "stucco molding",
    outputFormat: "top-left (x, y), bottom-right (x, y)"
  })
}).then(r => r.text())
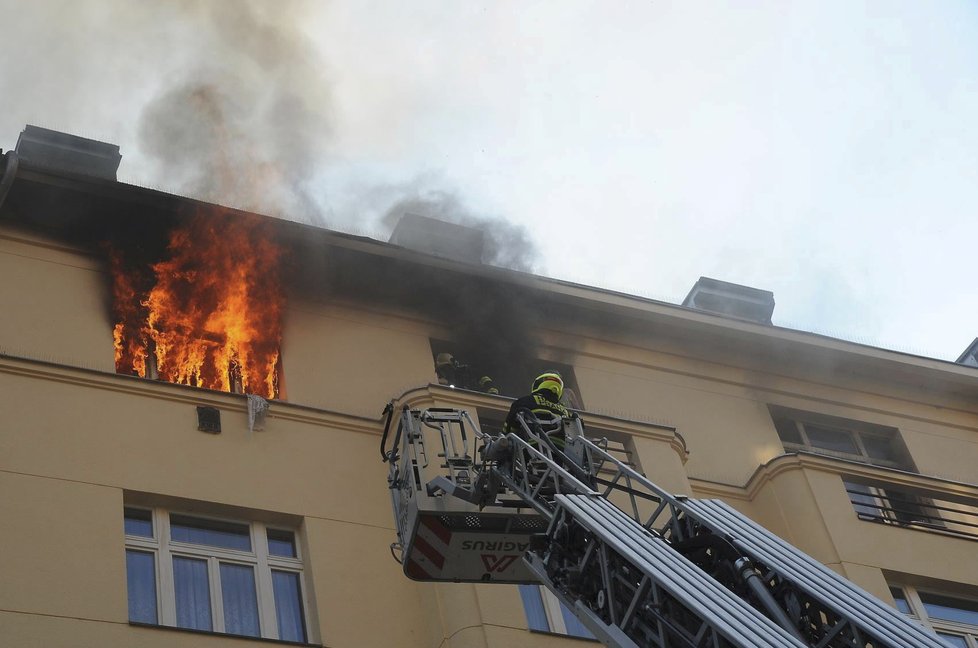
top-left (0, 225), bottom-right (103, 269)
top-left (0, 353), bottom-right (381, 436)
top-left (691, 451), bottom-right (978, 502)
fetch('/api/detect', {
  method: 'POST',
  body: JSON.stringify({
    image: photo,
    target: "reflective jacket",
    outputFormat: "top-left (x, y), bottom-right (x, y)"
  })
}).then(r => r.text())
top-left (504, 389), bottom-right (570, 446)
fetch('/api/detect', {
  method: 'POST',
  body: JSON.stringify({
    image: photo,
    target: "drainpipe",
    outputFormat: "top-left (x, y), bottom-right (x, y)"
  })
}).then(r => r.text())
top-left (0, 150), bottom-right (19, 212)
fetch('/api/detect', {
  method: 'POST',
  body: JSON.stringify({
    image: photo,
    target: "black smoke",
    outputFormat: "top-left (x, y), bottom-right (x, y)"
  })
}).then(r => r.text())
top-left (374, 187), bottom-right (547, 395)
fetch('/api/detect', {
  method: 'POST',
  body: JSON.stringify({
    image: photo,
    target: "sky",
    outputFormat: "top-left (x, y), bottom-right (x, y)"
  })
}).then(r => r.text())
top-left (1, 1), bottom-right (976, 361)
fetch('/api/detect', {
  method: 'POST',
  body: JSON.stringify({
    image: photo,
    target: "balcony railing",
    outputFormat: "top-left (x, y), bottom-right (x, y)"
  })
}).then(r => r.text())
top-left (845, 480), bottom-right (978, 542)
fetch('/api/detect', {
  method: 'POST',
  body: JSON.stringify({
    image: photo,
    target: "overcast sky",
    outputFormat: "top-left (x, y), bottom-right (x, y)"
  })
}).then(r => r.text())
top-left (2, 1), bottom-right (976, 361)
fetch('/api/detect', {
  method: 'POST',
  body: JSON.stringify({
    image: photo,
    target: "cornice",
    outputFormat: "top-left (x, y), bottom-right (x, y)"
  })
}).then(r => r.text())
top-left (690, 452), bottom-right (978, 502)
top-left (0, 225), bottom-right (103, 270)
top-left (0, 353), bottom-right (380, 436)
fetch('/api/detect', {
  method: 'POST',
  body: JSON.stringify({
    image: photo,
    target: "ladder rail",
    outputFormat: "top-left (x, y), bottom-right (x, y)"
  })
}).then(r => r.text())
top-left (683, 499), bottom-right (947, 648)
top-left (530, 495), bottom-right (804, 648)
top-left (386, 408), bottom-right (949, 648)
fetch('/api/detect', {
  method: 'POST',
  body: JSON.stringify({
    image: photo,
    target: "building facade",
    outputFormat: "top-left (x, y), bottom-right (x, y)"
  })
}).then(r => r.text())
top-left (2, 131), bottom-right (978, 647)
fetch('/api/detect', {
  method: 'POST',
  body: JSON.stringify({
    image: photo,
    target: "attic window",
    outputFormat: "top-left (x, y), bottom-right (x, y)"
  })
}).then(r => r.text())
top-left (769, 406), bottom-right (915, 471)
top-left (429, 339), bottom-right (583, 407)
top-left (107, 210), bottom-right (285, 399)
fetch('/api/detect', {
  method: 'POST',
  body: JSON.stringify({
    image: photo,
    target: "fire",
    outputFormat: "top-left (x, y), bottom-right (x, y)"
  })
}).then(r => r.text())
top-left (109, 209), bottom-right (284, 398)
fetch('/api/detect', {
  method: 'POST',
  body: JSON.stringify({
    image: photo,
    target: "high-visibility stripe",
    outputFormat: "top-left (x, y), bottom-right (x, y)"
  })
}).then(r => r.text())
top-left (405, 558), bottom-right (433, 580)
top-left (420, 515), bottom-right (452, 545)
top-left (412, 533), bottom-right (446, 570)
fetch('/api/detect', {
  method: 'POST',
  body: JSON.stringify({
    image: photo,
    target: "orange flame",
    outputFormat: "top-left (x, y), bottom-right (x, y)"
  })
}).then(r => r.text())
top-left (109, 209), bottom-right (284, 398)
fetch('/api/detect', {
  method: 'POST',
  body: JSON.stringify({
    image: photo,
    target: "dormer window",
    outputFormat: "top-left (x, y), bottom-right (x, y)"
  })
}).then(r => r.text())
top-left (769, 406), bottom-right (915, 471)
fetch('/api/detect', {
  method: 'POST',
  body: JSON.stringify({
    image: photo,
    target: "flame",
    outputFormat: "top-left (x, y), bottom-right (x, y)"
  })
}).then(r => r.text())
top-left (109, 209), bottom-right (284, 398)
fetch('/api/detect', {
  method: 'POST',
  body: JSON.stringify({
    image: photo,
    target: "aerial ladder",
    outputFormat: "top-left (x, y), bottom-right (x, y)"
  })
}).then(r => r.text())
top-left (381, 404), bottom-right (949, 648)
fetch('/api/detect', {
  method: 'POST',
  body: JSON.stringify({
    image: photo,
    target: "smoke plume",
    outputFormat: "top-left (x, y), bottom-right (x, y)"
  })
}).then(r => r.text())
top-left (1, 0), bottom-right (555, 396)
top-left (376, 184), bottom-right (540, 272)
top-left (137, 1), bottom-right (333, 220)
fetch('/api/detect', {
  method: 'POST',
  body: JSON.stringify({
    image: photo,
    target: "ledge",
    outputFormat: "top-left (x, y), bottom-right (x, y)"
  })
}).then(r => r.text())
top-left (0, 352), bottom-right (380, 436)
top-left (392, 384), bottom-right (689, 463)
top-left (0, 351), bottom-right (685, 462)
top-left (129, 622), bottom-right (321, 647)
top-left (691, 451), bottom-right (978, 501)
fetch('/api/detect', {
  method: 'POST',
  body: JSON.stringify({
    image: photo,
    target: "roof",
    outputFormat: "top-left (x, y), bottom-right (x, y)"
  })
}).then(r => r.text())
top-left (2, 143), bottom-right (977, 408)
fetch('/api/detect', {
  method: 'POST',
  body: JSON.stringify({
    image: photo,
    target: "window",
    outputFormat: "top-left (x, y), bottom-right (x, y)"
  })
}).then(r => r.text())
top-left (428, 339), bottom-right (583, 406)
top-left (124, 507), bottom-right (309, 642)
top-left (844, 479), bottom-right (934, 526)
top-left (845, 478), bottom-right (978, 542)
top-left (770, 406), bottom-right (915, 471)
top-left (890, 583), bottom-right (978, 647)
top-left (519, 585), bottom-right (595, 640)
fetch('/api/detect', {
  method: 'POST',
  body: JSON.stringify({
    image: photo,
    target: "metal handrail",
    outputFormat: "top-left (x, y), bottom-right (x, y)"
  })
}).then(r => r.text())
top-left (846, 486), bottom-right (978, 541)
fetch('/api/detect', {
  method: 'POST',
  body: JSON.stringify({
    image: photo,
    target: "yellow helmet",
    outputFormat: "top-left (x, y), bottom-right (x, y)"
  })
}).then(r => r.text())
top-left (435, 353), bottom-right (455, 368)
top-left (532, 371), bottom-right (563, 399)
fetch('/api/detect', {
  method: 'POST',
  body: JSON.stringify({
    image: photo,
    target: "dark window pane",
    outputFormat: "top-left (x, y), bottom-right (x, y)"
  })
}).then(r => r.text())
top-left (560, 600), bottom-right (595, 638)
top-left (267, 529), bottom-right (297, 558)
top-left (272, 570), bottom-right (307, 642)
top-left (889, 587), bottom-right (911, 614)
top-left (519, 584), bottom-right (549, 632)
top-left (170, 514), bottom-right (251, 552)
top-left (773, 418), bottom-right (803, 444)
top-left (919, 591), bottom-right (978, 626)
top-left (804, 424), bottom-right (859, 454)
top-left (126, 550), bottom-right (158, 624)
top-left (884, 489), bottom-right (930, 525)
top-left (173, 557), bottom-right (212, 631)
top-left (936, 633), bottom-right (968, 648)
top-left (861, 435), bottom-right (897, 461)
top-left (124, 508), bottom-right (153, 538)
top-left (220, 563), bottom-right (260, 637)
top-left (844, 481), bottom-right (881, 519)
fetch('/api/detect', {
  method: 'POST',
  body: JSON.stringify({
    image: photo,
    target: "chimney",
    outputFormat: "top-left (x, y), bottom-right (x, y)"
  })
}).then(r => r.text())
top-left (682, 277), bottom-right (775, 324)
top-left (389, 213), bottom-right (485, 264)
top-left (15, 125), bottom-right (121, 181)
top-left (957, 338), bottom-right (978, 368)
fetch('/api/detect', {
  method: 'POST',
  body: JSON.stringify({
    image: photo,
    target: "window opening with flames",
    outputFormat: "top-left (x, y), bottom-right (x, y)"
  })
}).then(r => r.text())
top-left (108, 209), bottom-right (285, 399)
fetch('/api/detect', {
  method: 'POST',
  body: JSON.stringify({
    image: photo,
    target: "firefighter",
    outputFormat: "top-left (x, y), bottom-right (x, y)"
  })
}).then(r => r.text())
top-left (435, 353), bottom-right (499, 395)
top-left (478, 374), bottom-right (499, 395)
top-left (435, 353), bottom-right (460, 387)
top-left (504, 371), bottom-right (570, 449)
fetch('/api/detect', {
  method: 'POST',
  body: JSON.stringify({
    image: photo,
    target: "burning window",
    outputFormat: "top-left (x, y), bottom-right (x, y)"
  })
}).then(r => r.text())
top-left (109, 209), bottom-right (284, 399)
top-left (428, 339), bottom-right (583, 407)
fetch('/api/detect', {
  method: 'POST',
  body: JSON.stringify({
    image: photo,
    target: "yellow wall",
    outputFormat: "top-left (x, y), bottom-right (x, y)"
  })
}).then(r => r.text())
top-left (2, 224), bottom-right (978, 646)
top-left (0, 227), bottom-right (114, 370)
top-left (281, 298), bottom-right (436, 414)
top-left (0, 358), bottom-right (430, 647)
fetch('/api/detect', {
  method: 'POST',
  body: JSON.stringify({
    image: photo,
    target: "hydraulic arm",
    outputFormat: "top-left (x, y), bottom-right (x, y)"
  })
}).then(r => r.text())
top-left (381, 405), bottom-right (947, 648)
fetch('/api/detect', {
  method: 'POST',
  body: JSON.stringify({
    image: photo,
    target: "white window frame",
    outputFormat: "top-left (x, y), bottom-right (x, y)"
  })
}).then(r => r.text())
top-left (770, 408), bottom-right (914, 471)
top-left (780, 419), bottom-right (903, 467)
top-left (522, 585), bottom-right (595, 640)
top-left (891, 583), bottom-right (978, 647)
top-left (124, 507), bottom-right (310, 642)
top-left (539, 587), bottom-right (572, 635)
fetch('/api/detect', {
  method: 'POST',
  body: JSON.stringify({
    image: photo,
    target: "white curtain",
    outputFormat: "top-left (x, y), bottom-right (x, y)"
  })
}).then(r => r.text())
top-left (173, 557), bottom-right (212, 630)
top-left (220, 563), bottom-right (260, 636)
top-left (272, 570), bottom-right (306, 642)
top-left (125, 550), bottom-right (157, 624)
